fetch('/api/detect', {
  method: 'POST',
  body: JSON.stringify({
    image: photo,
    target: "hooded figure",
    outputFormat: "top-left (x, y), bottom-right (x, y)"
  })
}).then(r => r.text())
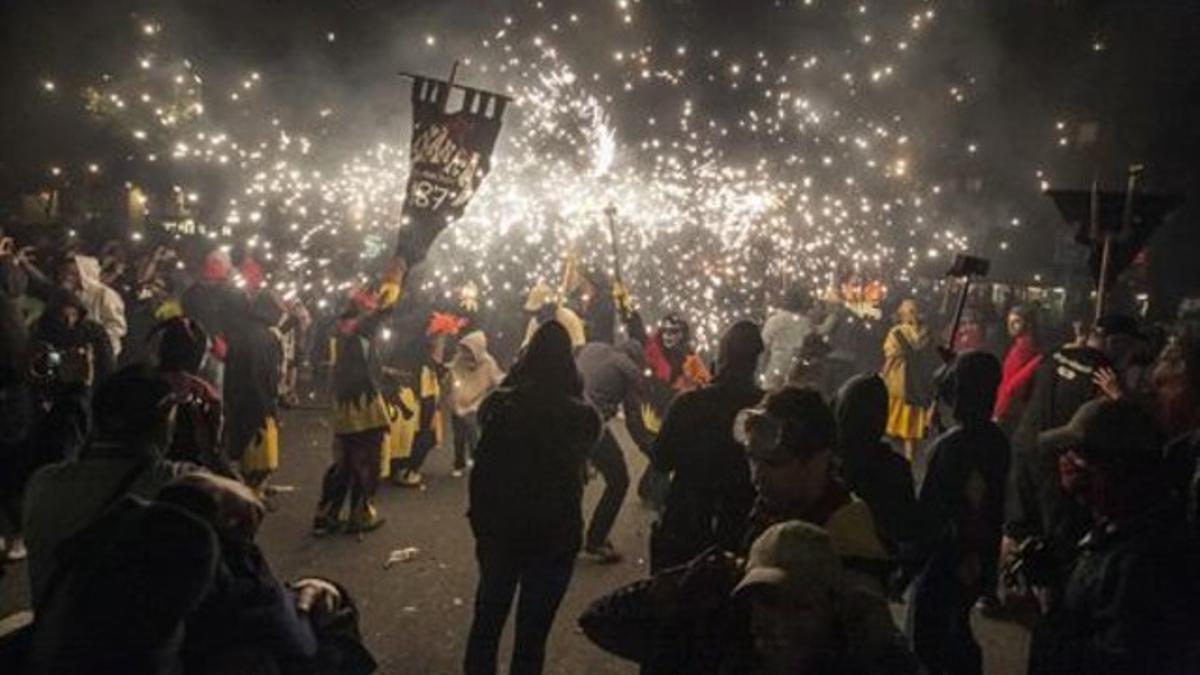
top-left (31, 291), bottom-right (114, 388)
top-left (70, 255), bottom-right (127, 359)
top-left (449, 331), bottom-right (505, 418)
top-left (447, 330), bottom-right (505, 474)
top-left (833, 373), bottom-right (919, 566)
top-left (465, 321), bottom-right (602, 675)
top-left (908, 351), bottom-right (1009, 675)
top-left (650, 320), bottom-right (765, 572)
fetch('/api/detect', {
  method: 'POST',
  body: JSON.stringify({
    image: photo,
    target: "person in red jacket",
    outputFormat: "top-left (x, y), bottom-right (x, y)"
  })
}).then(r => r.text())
top-left (994, 305), bottom-right (1041, 433)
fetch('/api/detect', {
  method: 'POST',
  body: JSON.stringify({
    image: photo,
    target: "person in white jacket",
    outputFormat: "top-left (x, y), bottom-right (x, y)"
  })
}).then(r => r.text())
top-left (66, 255), bottom-right (127, 359)
top-left (761, 286), bottom-right (813, 390)
top-left (447, 330), bottom-right (505, 476)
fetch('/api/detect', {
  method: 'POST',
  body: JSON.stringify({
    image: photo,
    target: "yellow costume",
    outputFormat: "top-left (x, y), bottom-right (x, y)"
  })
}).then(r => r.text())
top-left (240, 416), bottom-right (279, 474)
top-left (381, 364), bottom-right (443, 478)
top-left (881, 323), bottom-right (930, 441)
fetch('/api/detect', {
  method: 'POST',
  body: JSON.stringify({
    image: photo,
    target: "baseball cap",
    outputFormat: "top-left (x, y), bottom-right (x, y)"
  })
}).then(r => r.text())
top-left (1039, 397), bottom-right (1163, 469)
top-left (733, 521), bottom-right (842, 599)
top-left (735, 387), bottom-right (836, 462)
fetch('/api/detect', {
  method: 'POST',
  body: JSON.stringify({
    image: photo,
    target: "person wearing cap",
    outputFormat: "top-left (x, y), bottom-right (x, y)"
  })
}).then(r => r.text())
top-left (736, 387), bottom-right (915, 675)
top-left (650, 320), bottom-right (764, 572)
top-left (907, 351), bottom-right (1009, 675)
top-left (22, 365), bottom-right (200, 611)
top-left (734, 521), bottom-right (905, 675)
top-left (1027, 398), bottom-right (1199, 675)
top-left (578, 518), bottom-right (914, 675)
top-left (738, 387), bottom-right (893, 590)
top-left (1004, 317), bottom-right (1117, 581)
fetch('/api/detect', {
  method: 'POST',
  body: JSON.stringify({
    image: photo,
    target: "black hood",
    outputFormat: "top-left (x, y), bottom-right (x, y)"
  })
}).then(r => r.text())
top-left (949, 350), bottom-right (1001, 425)
top-left (834, 372), bottom-right (888, 452)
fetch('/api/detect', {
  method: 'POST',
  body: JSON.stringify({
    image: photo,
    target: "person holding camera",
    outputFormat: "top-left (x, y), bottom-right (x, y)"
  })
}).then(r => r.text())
top-left (30, 291), bottom-right (113, 392)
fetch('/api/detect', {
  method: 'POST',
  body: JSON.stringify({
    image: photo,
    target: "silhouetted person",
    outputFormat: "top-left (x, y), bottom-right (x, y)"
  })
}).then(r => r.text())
top-left (1028, 399), bottom-right (1199, 675)
top-left (650, 320), bottom-right (763, 572)
top-left (908, 351), bottom-right (1008, 675)
top-left (465, 321), bottom-right (602, 675)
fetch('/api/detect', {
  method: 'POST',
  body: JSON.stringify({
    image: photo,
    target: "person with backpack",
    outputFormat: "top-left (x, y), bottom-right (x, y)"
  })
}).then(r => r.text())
top-left (881, 299), bottom-right (934, 463)
top-left (465, 321), bottom-right (602, 675)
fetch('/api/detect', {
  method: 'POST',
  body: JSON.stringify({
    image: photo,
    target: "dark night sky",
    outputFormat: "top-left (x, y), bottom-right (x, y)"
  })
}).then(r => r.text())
top-left (2, 0), bottom-right (1199, 309)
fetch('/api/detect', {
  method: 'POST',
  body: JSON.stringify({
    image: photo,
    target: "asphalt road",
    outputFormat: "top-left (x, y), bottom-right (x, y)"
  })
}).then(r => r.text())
top-left (1, 407), bottom-right (1031, 674)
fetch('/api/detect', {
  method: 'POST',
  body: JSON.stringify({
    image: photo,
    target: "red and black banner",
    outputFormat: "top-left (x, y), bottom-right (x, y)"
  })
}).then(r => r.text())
top-left (395, 76), bottom-right (509, 266)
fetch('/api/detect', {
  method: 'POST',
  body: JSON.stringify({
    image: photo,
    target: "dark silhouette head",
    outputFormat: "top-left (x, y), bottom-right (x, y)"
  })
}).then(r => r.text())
top-left (154, 317), bottom-right (208, 374)
top-left (507, 320), bottom-right (583, 398)
top-left (717, 320), bottom-right (765, 380)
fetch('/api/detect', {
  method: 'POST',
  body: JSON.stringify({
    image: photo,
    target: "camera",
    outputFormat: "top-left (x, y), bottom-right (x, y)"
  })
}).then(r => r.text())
top-left (1002, 537), bottom-right (1058, 592)
top-left (947, 254), bottom-right (990, 279)
top-left (29, 342), bottom-right (91, 386)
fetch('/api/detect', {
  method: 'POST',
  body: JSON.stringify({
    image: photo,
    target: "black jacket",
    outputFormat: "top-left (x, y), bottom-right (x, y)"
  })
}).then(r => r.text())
top-left (222, 293), bottom-right (280, 460)
top-left (1006, 345), bottom-right (1107, 560)
top-left (918, 421), bottom-right (1010, 590)
top-left (1028, 504), bottom-right (1200, 675)
top-left (31, 300), bottom-right (114, 386)
top-left (468, 386), bottom-right (601, 559)
top-left (650, 376), bottom-right (763, 572)
top-left (834, 374), bottom-right (919, 561)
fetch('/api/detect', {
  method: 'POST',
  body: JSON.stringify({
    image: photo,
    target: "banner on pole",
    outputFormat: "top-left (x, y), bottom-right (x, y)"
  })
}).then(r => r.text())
top-left (396, 75), bottom-right (509, 266)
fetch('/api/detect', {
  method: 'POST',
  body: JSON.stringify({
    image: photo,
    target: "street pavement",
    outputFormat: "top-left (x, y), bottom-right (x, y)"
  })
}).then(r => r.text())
top-left (1, 407), bottom-right (1031, 674)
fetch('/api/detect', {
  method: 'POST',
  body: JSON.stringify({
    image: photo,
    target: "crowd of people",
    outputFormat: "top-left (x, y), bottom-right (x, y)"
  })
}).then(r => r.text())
top-left (2, 224), bottom-right (1200, 675)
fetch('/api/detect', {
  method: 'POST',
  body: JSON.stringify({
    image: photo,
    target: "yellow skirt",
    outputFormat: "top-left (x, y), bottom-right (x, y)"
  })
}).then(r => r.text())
top-left (380, 386), bottom-right (445, 478)
top-left (241, 416), bottom-right (279, 473)
top-left (886, 397), bottom-right (929, 441)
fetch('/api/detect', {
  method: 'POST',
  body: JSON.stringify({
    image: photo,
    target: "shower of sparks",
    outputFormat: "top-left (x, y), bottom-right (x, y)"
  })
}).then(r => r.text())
top-left (52, 3), bottom-right (990, 350)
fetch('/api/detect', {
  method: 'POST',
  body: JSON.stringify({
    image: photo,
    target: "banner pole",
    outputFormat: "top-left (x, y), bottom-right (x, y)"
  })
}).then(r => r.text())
top-left (604, 203), bottom-right (623, 288)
